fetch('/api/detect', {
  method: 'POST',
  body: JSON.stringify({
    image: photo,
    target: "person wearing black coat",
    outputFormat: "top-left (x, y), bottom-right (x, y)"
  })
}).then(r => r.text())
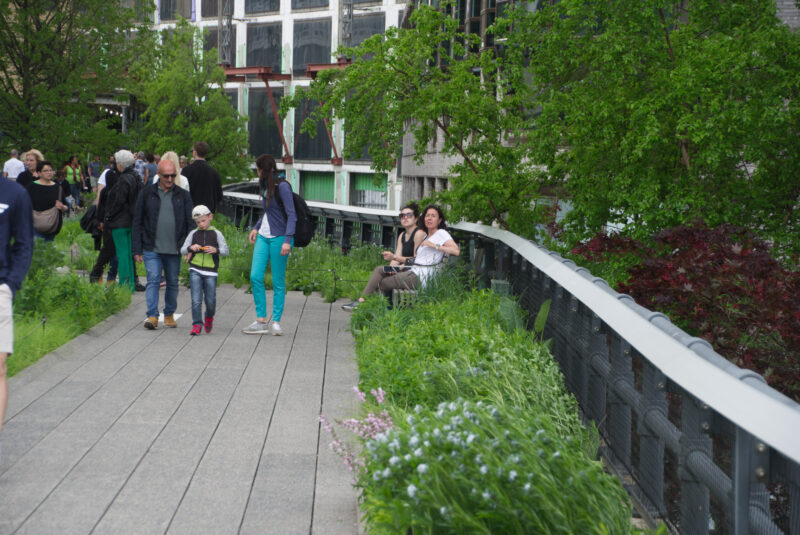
top-left (182, 141), bottom-right (223, 214)
top-left (132, 159), bottom-right (195, 330)
top-left (106, 150), bottom-right (141, 293)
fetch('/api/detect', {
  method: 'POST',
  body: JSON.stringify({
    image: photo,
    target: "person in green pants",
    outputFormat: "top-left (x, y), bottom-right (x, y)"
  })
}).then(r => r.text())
top-left (103, 150), bottom-right (142, 292)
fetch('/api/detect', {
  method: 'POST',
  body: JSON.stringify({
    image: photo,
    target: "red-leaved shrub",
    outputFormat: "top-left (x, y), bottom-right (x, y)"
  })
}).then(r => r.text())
top-left (571, 223), bottom-right (800, 401)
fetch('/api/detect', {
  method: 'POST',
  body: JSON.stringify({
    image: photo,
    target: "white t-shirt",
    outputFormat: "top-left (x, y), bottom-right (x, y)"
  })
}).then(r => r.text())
top-left (411, 228), bottom-right (452, 287)
top-left (3, 158), bottom-right (25, 179)
top-left (258, 212), bottom-right (275, 238)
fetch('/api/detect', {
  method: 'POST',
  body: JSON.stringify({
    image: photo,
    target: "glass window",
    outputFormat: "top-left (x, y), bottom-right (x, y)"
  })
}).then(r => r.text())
top-left (160, 0), bottom-right (191, 20)
top-left (349, 14), bottom-right (384, 47)
top-left (292, 19), bottom-right (331, 73)
top-left (246, 0), bottom-right (280, 13)
top-left (351, 173), bottom-right (387, 208)
top-left (248, 88), bottom-right (284, 158)
top-left (247, 23), bottom-right (283, 72)
top-left (204, 25), bottom-right (238, 65)
top-left (294, 99), bottom-right (332, 160)
top-left (292, 0), bottom-right (327, 11)
top-left (201, 0), bottom-right (217, 17)
top-left (300, 171), bottom-right (335, 202)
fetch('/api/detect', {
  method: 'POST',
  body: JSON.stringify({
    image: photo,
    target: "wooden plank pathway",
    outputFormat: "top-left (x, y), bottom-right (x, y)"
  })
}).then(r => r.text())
top-left (0, 286), bottom-right (361, 535)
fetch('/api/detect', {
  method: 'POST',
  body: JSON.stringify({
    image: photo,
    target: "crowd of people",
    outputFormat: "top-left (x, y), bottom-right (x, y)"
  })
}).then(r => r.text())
top-left (1, 141), bottom-right (460, 462)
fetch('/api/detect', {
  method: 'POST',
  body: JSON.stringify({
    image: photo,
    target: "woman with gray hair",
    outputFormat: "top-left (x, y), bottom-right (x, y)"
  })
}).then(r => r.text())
top-left (104, 150), bottom-right (142, 292)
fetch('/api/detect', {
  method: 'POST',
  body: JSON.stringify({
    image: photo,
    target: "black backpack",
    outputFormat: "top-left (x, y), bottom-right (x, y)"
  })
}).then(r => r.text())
top-left (274, 180), bottom-right (314, 247)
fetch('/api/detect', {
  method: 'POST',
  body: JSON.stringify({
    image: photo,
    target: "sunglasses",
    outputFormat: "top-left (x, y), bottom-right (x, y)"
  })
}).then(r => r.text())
top-left (161, 173), bottom-right (177, 178)
top-left (399, 212), bottom-right (414, 218)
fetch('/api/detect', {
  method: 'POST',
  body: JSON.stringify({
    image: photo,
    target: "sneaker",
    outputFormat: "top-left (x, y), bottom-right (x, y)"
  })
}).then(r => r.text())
top-left (242, 320), bottom-right (269, 334)
top-left (270, 322), bottom-right (283, 336)
top-left (144, 316), bottom-right (158, 330)
top-left (204, 316), bottom-right (214, 333)
top-left (135, 282), bottom-right (146, 292)
top-left (190, 324), bottom-right (202, 336)
top-left (163, 314), bottom-right (177, 328)
top-left (341, 301), bottom-right (360, 311)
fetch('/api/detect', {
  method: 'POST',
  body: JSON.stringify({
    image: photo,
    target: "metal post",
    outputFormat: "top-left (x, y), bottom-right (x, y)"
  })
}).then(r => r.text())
top-left (679, 393), bottom-right (712, 534)
top-left (638, 360), bottom-right (667, 515)
top-left (586, 314), bottom-right (607, 432)
top-left (608, 336), bottom-right (633, 468)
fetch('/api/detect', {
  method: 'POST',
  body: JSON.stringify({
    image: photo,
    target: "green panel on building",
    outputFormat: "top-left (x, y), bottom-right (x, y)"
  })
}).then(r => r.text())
top-left (301, 171), bottom-right (335, 202)
top-left (352, 172), bottom-right (387, 192)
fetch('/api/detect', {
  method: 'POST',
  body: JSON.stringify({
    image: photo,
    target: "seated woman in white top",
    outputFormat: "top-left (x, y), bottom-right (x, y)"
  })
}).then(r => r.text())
top-left (375, 204), bottom-right (460, 295)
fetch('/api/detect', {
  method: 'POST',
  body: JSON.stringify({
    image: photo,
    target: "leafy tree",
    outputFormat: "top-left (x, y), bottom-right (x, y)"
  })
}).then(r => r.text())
top-left (510, 0), bottom-right (800, 253)
top-left (0, 0), bottom-right (153, 160)
top-left (284, 5), bottom-right (552, 230)
top-left (132, 19), bottom-right (250, 181)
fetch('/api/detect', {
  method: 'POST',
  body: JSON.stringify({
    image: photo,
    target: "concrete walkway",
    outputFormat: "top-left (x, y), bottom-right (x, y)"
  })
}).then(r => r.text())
top-left (0, 286), bottom-right (361, 535)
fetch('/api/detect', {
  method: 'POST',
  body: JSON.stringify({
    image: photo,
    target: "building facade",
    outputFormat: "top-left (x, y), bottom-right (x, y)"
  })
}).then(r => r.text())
top-left (153, 0), bottom-right (406, 209)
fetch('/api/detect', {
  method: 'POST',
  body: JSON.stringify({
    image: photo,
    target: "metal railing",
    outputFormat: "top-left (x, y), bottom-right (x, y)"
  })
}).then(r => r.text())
top-left (221, 188), bottom-right (800, 534)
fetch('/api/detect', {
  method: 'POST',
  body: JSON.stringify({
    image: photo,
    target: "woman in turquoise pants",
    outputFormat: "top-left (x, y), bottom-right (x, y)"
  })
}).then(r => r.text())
top-left (243, 154), bottom-right (297, 336)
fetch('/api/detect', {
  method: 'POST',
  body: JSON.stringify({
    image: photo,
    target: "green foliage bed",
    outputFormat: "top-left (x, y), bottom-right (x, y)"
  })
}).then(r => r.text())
top-left (343, 275), bottom-right (637, 534)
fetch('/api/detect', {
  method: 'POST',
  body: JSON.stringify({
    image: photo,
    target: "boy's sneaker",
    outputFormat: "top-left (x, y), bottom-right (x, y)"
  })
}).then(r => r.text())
top-left (341, 301), bottom-right (360, 311)
top-left (270, 322), bottom-right (283, 336)
top-left (204, 317), bottom-right (214, 333)
top-left (242, 321), bottom-right (269, 334)
top-left (144, 316), bottom-right (158, 330)
top-left (190, 324), bottom-right (202, 336)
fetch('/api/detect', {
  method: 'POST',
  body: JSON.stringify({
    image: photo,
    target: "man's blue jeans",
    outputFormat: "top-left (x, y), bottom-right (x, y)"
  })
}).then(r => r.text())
top-left (142, 251), bottom-right (180, 318)
top-left (189, 270), bottom-right (217, 326)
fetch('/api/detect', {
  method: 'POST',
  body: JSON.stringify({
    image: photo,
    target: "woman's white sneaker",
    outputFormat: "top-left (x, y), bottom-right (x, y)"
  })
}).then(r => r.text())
top-left (270, 322), bottom-right (283, 336)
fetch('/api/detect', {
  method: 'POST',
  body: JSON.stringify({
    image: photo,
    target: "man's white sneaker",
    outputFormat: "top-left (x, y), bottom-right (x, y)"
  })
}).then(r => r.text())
top-left (270, 322), bottom-right (283, 336)
top-left (242, 320), bottom-right (270, 334)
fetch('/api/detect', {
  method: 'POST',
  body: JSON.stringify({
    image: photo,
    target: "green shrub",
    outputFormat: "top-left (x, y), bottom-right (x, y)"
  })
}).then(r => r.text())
top-left (359, 400), bottom-right (632, 534)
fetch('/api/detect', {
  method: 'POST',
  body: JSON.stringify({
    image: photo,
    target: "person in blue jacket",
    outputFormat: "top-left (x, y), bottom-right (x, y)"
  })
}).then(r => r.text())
top-left (242, 154), bottom-right (296, 336)
top-left (0, 177), bottom-right (34, 451)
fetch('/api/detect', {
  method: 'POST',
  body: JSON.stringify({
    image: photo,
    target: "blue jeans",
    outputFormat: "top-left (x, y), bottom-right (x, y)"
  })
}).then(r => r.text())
top-left (189, 270), bottom-right (217, 326)
top-left (69, 183), bottom-right (81, 207)
top-left (250, 235), bottom-right (291, 321)
top-left (142, 251), bottom-right (180, 318)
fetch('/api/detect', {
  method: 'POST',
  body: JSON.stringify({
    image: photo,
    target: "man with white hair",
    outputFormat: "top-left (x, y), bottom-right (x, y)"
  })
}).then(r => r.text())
top-left (2, 150), bottom-right (25, 180)
top-left (104, 150), bottom-right (142, 292)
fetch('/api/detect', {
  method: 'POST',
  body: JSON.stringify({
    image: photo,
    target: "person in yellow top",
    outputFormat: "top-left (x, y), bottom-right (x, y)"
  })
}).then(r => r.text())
top-left (64, 155), bottom-right (86, 208)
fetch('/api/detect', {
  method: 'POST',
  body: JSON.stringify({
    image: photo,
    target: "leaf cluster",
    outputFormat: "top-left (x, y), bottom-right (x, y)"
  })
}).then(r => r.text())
top-left (284, 3), bottom-right (551, 230)
top-left (130, 19), bottom-right (250, 180)
top-left (570, 222), bottom-right (800, 401)
top-left (513, 0), bottom-right (800, 252)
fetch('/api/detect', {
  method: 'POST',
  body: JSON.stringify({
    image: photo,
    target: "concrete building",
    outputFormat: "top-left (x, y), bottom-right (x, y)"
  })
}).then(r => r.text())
top-left (153, 0), bottom-right (407, 209)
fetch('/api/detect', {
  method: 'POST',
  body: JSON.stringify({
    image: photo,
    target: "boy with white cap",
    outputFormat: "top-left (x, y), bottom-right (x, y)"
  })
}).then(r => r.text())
top-left (180, 205), bottom-right (229, 335)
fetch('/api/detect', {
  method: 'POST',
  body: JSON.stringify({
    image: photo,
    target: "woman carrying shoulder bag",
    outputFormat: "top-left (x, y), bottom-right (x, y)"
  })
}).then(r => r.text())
top-left (242, 154), bottom-right (297, 336)
top-left (26, 160), bottom-right (68, 242)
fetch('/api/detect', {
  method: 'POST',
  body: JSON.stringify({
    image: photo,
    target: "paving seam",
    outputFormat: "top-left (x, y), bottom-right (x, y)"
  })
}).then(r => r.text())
top-left (237, 294), bottom-right (309, 534)
top-left (10, 289), bottom-right (214, 532)
top-left (308, 299), bottom-right (333, 534)
top-left (0, 292), bottom-right (176, 480)
top-left (161, 289), bottom-right (265, 534)
top-left (5, 291), bottom-right (148, 421)
top-left (86, 287), bottom-right (245, 534)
